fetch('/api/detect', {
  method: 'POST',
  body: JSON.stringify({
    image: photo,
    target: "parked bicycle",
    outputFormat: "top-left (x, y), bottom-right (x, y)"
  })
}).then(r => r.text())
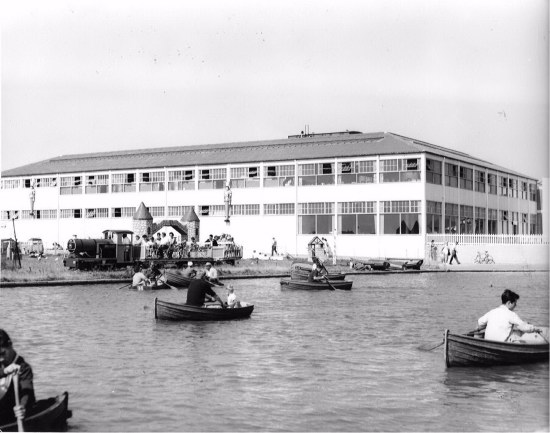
top-left (474, 250), bottom-right (495, 264)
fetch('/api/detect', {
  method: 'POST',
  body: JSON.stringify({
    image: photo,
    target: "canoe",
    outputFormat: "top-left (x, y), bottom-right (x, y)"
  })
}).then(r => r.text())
top-left (165, 270), bottom-right (194, 288)
top-left (0, 392), bottom-right (71, 432)
top-left (130, 282), bottom-right (172, 290)
top-left (155, 298), bottom-right (254, 321)
top-left (444, 329), bottom-right (549, 367)
top-left (290, 264), bottom-right (346, 281)
top-left (280, 278), bottom-right (352, 290)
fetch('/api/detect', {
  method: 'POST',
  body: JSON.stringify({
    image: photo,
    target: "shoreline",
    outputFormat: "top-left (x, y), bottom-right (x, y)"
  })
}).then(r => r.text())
top-left (1, 265), bottom-right (547, 288)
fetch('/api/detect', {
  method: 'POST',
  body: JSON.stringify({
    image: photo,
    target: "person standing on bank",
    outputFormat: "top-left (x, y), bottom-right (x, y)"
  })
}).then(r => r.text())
top-left (449, 241), bottom-right (461, 265)
top-left (0, 329), bottom-right (36, 425)
top-left (186, 270), bottom-right (225, 308)
top-left (271, 237), bottom-right (278, 256)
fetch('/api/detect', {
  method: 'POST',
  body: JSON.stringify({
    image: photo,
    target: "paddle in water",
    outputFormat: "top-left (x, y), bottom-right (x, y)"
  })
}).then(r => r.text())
top-left (322, 275), bottom-right (336, 291)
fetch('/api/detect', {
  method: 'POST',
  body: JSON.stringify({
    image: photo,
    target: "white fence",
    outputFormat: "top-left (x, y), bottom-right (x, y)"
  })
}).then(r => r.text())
top-left (426, 234), bottom-right (549, 246)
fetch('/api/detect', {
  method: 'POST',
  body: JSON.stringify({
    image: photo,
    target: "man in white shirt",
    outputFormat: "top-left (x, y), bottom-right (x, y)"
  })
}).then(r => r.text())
top-left (205, 262), bottom-right (221, 285)
top-left (477, 289), bottom-right (544, 342)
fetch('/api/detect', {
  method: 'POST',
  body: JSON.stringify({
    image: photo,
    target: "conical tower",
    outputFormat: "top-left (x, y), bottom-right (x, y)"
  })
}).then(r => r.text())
top-left (133, 202), bottom-right (153, 237)
top-left (182, 207), bottom-right (200, 241)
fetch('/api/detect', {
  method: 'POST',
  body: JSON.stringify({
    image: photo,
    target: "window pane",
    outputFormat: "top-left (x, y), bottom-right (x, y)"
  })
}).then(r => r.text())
top-left (300, 215), bottom-right (316, 234)
top-left (339, 215), bottom-right (356, 234)
top-left (316, 215), bottom-right (332, 234)
top-left (382, 214), bottom-right (400, 234)
top-left (357, 214), bottom-right (376, 234)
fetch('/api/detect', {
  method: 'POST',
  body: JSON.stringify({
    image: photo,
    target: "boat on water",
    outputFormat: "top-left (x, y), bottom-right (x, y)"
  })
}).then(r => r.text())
top-left (0, 392), bottom-right (71, 432)
top-left (154, 298), bottom-right (254, 321)
top-left (130, 282), bottom-right (172, 290)
top-left (290, 263), bottom-right (346, 281)
top-left (280, 278), bottom-right (352, 291)
top-left (164, 270), bottom-right (223, 288)
top-left (444, 329), bottom-right (549, 367)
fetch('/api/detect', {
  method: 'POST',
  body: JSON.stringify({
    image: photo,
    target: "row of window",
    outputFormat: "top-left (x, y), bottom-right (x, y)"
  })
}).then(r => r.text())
top-left (426, 201), bottom-right (539, 235)
top-left (426, 159), bottom-right (537, 200)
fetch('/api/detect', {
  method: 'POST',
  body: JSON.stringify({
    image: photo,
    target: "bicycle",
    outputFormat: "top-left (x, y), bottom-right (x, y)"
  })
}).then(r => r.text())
top-left (474, 251), bottom-right (495, 264)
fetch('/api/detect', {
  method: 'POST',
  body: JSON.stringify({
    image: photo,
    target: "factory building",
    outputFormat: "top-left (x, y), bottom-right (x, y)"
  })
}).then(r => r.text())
top-left (0, 131), bottom-right (543, 259)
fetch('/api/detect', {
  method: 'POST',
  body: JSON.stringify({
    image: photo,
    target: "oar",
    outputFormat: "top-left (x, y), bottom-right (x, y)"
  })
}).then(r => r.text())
top-left (322, 275), bottom-right (336, 291)
top-left (418, 339), bottom-right (444, 351)
top-left (13, 372), bottom-right (25, 432)
top-left (117, 282), bottom-right (131, 290)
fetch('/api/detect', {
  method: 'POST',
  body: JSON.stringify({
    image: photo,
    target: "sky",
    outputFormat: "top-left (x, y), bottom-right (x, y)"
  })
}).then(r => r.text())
top-left (0, 0), bottom-right (548, 180)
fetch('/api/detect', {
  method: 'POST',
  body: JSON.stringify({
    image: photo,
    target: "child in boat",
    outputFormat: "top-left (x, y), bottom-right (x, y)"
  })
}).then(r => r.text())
top-left (226, 285), bottom-right (241, 308)
top-left (132, 265), bottom-right (149, 290)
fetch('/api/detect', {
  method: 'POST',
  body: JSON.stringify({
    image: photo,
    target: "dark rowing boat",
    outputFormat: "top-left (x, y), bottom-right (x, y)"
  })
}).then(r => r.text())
top-left (0, 392), bottom-right (71, 432)
top-left (165, 270), bottom-right (194, 288)
top-left (130, 282), bottom-right (172, 290)
top-left (290, 264), bottom-right (346, 281)
top-left (444, 329), bottom-right (549, 367)
top-left (154, 298), bottom-right (254, 321)
top-left (280, 278), bottom-right (352, 290)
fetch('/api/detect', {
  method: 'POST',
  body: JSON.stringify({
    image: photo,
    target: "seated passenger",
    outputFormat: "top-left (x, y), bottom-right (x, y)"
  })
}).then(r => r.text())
top-left (308, 264), bottom-right (324, 282)
top-left (225, 285), bottom-right (241, 308)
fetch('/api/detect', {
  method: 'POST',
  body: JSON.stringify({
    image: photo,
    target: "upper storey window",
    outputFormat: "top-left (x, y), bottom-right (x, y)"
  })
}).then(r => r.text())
top-left (459, 167), bottom-right (473, 190)
top-left (86, 174), bottom-right (109, 194)
top-left (230, 166), bottom-right (260, 188)
top-left (487, 173), bottom-right (497, 195)
top-left (426, 159), bottom-right (442, 185)
top-left (168, 170), bottom-right (195, 191)
top-left (298, 163), bottom-right (335, 186)
top-left (474, 170), bottom-right (485, 193)
top-left (140, 171), bottom-right (165, 192)
top-left (198, 168), bottom-right (226, 190)
top-left (380, 158), bottom-right (420, 183)
top-left (60, 176), bottom-right (82, 195)
top-left (263, 165), bottom-right (295, 187)
top-left (445, 163), bottom-right (458, 188)
top-left (112, 173), bottom-right (136, 193)
top-left (337, 160), bottom-right (376, 184)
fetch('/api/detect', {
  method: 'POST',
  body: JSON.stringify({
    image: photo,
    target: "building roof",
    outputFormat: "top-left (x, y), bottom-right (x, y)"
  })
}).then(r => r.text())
top-left (1, 131), bottom-right (536, 180)
top-left (133, 202), bottom-right (153, 220)
top-left (182, 208), bottom-right (200, 223)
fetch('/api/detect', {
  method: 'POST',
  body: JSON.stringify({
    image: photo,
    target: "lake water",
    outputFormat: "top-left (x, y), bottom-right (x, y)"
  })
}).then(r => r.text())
top-left (2, 272), bottom-right (548, 432)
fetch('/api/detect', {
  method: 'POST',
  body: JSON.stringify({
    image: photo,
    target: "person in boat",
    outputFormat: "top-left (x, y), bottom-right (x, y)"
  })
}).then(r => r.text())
top-left (205, 262), bottom-right (222, 285)
top-left (186, 270), bottom-right (225, 308)
top-left (132, 264), bottom-right (149, 289)
top-left (476, 289), bottom-right (545, 343)
top-left (0, 329), bottom-right (35, 424)
top-left (312, 257), bottom-right (328, 276)
top-left (225, 285), bottom-right (241, 308)
top-left (181, 261), bottom-right (197, 278)
top-left (308, 263), bottom-right (325, 282)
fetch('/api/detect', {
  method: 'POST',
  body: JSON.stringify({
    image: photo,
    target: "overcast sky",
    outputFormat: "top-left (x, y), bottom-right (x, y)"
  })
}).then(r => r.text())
top-left (1, 0), bottom-right (548, 180)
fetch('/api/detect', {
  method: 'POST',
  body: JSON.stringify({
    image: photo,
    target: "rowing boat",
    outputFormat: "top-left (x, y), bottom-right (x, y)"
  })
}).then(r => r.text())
top-left (165, 270), bottom-right (194, 288)
top-left (280, 278), bottom-right (352, 290)
top-left (130, 282), bottom-right (172, 290)
top-left (154, 298), bottom-right (254, 321)
top-left (0, 392), bottom-right (71, 432)
top-left (444, 329), bottom-right (549, 367)
top-left (290, 263), bottom-right (346, 281)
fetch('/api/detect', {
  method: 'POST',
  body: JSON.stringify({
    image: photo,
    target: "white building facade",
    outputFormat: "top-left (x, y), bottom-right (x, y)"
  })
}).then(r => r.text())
top-left (0, 131), bottom-right (542, 259)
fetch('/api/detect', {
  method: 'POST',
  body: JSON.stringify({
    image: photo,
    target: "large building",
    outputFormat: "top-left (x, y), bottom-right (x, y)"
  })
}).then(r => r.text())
top-left (0, 131), bottom-right (543, 259)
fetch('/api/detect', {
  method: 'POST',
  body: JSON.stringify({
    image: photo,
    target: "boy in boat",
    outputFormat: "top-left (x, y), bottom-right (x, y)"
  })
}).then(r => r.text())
top-left (205, 262), bottom-right (222, 285)
top-left (181, 261), bottom-right (197, 278)
top-left (186, 270), bottom-right (225, 308)
top-left (0, 329), bottom-right (35, 424)
top-left (132, 264), bottom-right (149, 290)
top-left (308, 263), bottom-right (325, 282)
top-left (476, 289), bottom-right (546, 343)
top-left (225, 285), bottom-right (241, 308)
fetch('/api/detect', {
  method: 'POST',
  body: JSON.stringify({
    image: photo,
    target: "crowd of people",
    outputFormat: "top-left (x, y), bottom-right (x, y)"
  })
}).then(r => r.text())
top-left (133, 232), bottom-right (237, 260)
top-left (430, 240), bottom-right (461, 265)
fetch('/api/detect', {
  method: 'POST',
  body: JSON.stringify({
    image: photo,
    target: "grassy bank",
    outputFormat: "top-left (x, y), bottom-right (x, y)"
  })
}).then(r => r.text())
top-left (1, 254), bottom-right (351, 283)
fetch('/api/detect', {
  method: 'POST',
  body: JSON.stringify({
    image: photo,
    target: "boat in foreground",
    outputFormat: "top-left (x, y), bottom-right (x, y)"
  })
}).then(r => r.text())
top-left (155, 298), bottom-right (254, 321)
top-left (0, 392), bottom-right (71, 432)
top-left (290, 264), bottom-right (346, 281)
top-left (280, 278), bottom-right (352, 290)
top-left (444, 329), bottom-right (549, 367)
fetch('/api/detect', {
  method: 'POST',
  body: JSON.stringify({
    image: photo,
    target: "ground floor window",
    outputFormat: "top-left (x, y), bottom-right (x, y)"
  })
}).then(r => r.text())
top-left (264, 203), bottom-right (295, 215)
top-left (379, 200), bottom-right (420, 234)
top-left (168, 206), bottom-right (194, 218)
top-left (460, 205), bottom-right (474, 234)
top-left (445, 203), bottom-right (458, 233)
top-left (530, 214), bottom-right (538, 234)
top-left (426, 201), bottom-right (442, 234)
top-left (298, 202), bottom-right (334, 234)
top-left (112, 207), bottom-right (135, 218)
top-left (500, 210), bottom-right (509, 234)
top-left (488, 209), bottom-right (497, 234)
top-left (85, 208), bottom-right (108, 218)
top-left (337, 202), bottom-right (376, 234)
top-left (475, 207), bottom-right (486, 234)
top-left (60, 209), bottom-right (81, 219)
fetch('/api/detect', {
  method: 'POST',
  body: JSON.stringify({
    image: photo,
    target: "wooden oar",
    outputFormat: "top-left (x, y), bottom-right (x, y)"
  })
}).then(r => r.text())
top-left (322, 275), bottom-right (336, 291)
top-left (418, 339), bottom-right (444, 351)
top-left (13, 372), bottom-right (25, 432)
top-left (117, 282), bottom-right (131, 290)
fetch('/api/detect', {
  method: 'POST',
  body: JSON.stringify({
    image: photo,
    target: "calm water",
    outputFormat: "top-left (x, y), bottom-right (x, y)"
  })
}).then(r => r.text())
top-left (1, 272), bottom-right (548, 432)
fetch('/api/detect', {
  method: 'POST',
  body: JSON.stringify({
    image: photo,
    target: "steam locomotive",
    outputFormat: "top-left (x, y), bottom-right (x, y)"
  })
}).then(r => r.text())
top-left (63, 229), bottom-right (243, 270)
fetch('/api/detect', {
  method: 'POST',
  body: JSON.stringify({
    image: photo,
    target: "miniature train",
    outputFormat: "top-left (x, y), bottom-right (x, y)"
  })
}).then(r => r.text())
top-left (63, 229), bottom-right (243, 270)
